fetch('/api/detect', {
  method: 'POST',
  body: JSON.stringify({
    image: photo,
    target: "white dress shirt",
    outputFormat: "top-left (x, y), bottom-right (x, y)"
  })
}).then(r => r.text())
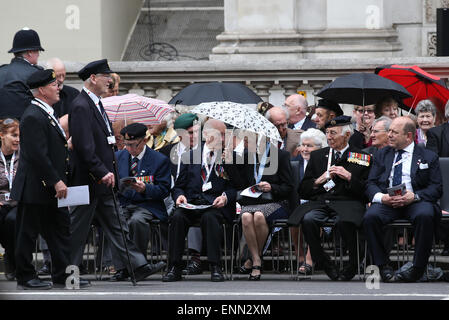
top-left (372, 142), bottom-right (415, 203)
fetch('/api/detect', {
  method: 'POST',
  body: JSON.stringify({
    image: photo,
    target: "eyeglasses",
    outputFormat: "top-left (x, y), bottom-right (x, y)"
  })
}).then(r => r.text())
top-left (357, 109), bottom-right (375, 114)
top-left (371, 129), bottom-right (386, 134)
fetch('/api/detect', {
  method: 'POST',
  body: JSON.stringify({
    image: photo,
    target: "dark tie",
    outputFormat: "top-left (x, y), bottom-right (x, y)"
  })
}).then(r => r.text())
top-left (130, 157), bottom-right (139, 176)
top-left (288, 123), bottom-right (294, 129)
top-left (334, 150), bottom-right (341, 162)
top-left (392, 150), bottom-right (404, 186)
top-left (98, 100), bottom-right (110, 128)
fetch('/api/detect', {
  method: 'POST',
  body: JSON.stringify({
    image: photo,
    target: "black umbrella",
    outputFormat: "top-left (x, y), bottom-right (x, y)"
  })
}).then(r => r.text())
top-left (168, 82), bottom-right (263, 105)
top-left (316, 73), bottom-right (411, 106)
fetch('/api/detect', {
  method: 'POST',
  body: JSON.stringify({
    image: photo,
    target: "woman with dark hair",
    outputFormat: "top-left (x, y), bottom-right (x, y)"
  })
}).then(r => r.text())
top-left (0, 118), bottom-right (20, 281)
top-left (375, 96), bottom-right (400, 119)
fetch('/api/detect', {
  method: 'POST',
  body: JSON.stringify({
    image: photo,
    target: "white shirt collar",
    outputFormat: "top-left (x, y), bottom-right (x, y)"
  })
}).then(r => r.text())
top-left (401, 142), bottom-right (415, 154)
top-left (334, 144), bottom-right (349, 155)
top-left (293, 117), bottom-right (306, 130)
top-left (33, 98), bottom-right (54, 116)
top-left (83, 87), bottom-right (101, 105)
top-left (132, 145), bottom-right (147, 161)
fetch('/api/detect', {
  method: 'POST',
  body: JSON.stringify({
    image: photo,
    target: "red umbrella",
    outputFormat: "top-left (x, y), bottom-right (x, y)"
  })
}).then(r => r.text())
top-left (375, 64), bottom-right (449, 113)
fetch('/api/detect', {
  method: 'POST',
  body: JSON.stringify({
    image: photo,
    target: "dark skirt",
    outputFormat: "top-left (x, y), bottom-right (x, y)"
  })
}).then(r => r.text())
top-left (241, 200), bottom-right (289, 224)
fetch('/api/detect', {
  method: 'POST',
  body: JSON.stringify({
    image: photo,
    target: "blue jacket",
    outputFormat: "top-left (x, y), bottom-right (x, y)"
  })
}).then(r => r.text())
top-left (116, 147), bottom-right (171, 222)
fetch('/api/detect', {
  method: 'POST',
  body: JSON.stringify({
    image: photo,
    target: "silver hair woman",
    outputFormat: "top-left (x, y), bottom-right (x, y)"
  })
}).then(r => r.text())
top-left (415, 99), bottom-right (437, 146)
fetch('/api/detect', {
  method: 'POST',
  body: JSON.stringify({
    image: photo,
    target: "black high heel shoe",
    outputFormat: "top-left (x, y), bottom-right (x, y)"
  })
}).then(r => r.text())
top-left (239, 258), bottom-right (252, 274)
top-left (249, 266), bottom-right (261, 281)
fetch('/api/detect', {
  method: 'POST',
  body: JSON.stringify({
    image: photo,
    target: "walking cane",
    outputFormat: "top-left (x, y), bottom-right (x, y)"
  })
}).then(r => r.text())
top-left (110, 185), bottom-right (137, 286)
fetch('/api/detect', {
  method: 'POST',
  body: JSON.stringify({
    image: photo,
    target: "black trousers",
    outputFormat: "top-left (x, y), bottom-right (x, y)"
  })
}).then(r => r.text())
top-left (0, 205), bottom-right (17, 272)
top-left (363, 201), bottom-right (435, 268)
top-left (302, 208), bottom-right (360, 267)
top-left (15, 202), bottom-right (71, 284)
top-left (168, 207), bottom-right (224, 267)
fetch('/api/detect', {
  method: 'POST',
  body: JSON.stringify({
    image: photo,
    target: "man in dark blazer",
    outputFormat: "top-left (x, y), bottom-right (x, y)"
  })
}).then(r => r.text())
top-left (68, 59), bottom-right (165, 283)
top-left (11, 69), bottom-right (88, 289)
top-left (111, 123), bottom-right (171, 280)
top-left (285, 94), bottom-right (316, 131)
top-left (162, 119), bottom-right (237, 282)
top-left (288, 115), bottom-right (371, 281)
top-left (363, 116), bottom-right (442, 283)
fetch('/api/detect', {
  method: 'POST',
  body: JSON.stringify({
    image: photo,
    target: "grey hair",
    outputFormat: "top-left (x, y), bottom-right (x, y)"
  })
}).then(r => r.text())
top-left (265, 106), bottom-right (290, 121)
top-left (162, 111), bottom-right (175, 128)
top-left (299, 128), bottom-right (328, 148)
top-left (340, 124), bottom-right (354, 137)
top-left (415, 99), bottom-right (436, 117)
top-left (373, 116), bottom-right (392, 131)
top-left (45, 57), bottom-right (64, 69)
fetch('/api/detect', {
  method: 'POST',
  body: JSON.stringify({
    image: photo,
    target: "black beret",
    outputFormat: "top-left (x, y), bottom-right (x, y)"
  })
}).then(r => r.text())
top-left (27, 69), bottom-right (56, 89)
top-left (78, 59), bottom-right (112, 81)
top-left (324, 115), bottom-right (352, 129)
top-left (120, 123), bottom-right (147, 140)
top-left (316, 99), bottom-right (343, 116)
top-left (174, 113), bottom-right (198, 130)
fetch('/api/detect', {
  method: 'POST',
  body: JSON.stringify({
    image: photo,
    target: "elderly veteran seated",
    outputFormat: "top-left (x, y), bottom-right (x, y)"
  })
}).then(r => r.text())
top-left (110, 123), bottom-right (171, 280)
top-left (146, 112), bottom-right (180, 151)
top-left (288, 115), bottom-right (371, 281)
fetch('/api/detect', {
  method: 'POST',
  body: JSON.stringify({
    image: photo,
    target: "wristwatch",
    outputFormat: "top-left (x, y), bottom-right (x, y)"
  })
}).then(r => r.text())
top-left (414, 193), bottom-right (421, 202)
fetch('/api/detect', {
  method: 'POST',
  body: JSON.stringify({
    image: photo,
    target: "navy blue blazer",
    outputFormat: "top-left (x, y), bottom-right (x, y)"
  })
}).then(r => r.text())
top-left (366, 144), bottom-right (442, 205)
top-left (172, 147), bottom-right (237, 223)
top-left (301, 117), bottom-right (316, 130)
top-left (290, 154), bottom-right (306, 183)
top-left (116, 147), bottom-right (171, 222)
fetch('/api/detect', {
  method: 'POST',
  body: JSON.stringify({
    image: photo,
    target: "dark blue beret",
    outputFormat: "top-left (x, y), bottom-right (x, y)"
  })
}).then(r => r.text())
top-left (27, 69), bottom-right (56, 89)
top-left (120, 123), bottom-right (147, 140)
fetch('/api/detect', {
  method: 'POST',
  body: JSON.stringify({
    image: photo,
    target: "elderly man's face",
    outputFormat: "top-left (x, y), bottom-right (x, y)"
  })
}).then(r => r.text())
top-left (370, 121), bottom-right (389, 148)
top-left (326, 126), bottom-right (349, 150)
top-left (124, 138), bottom-right (146, 156)
top-left (388, 118), bottom-right (412, 150)
top-left (270, 112), bottom-right (288, 139)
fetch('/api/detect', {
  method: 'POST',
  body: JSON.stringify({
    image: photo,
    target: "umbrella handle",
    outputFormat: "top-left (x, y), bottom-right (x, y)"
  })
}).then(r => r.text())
top-left (407, 86), bottom-right (423, 116)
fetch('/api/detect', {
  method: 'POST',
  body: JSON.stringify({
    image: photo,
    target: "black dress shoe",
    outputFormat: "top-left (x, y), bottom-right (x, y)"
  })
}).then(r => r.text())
top-left (53, 278), bottom-right (91, 289)
top-left (322, 260), bottom-right (339, 281)
top-left (182, 260), bottom-right (203, 275)
top-left (395, 266), bottom-right (425, 283)
top-left (380, 265), bottom-right (394, 283)
top-left (109, 269), bottom-right (129, 282)
top-left (134, 261), bottom-right (167, 282)
top-left (17, 278), bottom-right (52, 290)
top-left (339, 265), bottom-right (357, 281)
top-left (37, 263), bottom-right (51, 276)
top-left (210, 265), bottom-right (225, 282)
top-left (162, 266), bottom-right (183, 282)
top-left (248, 265), bottom-right (261, 281)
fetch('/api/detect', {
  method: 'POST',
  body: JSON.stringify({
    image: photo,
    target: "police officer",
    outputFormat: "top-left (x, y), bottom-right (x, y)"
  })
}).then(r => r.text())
top-left (0, 28), bottom-right (45, 119)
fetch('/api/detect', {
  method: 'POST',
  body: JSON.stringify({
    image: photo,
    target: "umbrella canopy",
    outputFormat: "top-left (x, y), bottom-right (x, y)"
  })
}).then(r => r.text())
top-left (375, 64), bottom-right (449, 112)
top-left (316, 73), bottom-right (411, 106)
top-left (101, 93), bottom-right (174, 125)
top-left (191, 101), bottom-right (282, 142)
top-left (169, 82), bottom-right (263, 106)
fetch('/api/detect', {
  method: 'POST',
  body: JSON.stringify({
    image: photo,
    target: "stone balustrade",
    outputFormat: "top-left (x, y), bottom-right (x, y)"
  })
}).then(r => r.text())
top-left (63, 57), bottom-right (449, 107)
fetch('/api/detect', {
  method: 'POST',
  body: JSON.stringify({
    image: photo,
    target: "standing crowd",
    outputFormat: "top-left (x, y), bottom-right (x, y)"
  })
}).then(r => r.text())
top-left (0, 28), bottom-right (448, 290)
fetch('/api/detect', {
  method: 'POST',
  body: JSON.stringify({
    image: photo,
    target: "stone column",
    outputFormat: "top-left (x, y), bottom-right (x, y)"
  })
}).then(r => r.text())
top-left (252, 82), bottom-right (273, 102)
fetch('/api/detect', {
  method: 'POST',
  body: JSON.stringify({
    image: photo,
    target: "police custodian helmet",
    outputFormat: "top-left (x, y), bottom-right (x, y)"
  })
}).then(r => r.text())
top-left (8, 28), bottom-right (45, 53)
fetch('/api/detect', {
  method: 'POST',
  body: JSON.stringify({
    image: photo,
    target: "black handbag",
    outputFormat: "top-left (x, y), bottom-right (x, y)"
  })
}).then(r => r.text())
top-left (236, 190), bottom-right (273, 205)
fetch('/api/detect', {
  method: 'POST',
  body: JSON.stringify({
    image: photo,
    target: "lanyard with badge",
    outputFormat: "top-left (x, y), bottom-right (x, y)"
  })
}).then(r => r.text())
top-left (84, 88), bottom-right (115, 145)
top-left (253, 142), bottom-right (270, 184)
top-left (32, 100), bottom-right (67, 140)
top-left (323, 148), bottom-right (337, 192)
top-left (202, 150), bottom-right (216, 192)
top-left (1, 150), bottom-right (15, 201)
top-left (392, 152), bottom-right (410, 168)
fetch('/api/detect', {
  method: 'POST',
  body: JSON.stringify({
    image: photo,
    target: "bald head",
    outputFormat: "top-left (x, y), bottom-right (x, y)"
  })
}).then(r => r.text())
top-left (285, 94), bottom-right (307, 125)
top-left (203, 119), bottom-right (226, 150)
top-left (46, 57), bottom-right (66, 86)
top-left (266, 106), bottom-right (288, 139)
top-left (388, 116), bottom-right (416, 150)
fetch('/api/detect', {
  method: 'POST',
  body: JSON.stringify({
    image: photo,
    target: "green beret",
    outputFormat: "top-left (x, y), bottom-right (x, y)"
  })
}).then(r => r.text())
top-left (174, 113), bottom-right (198, 130)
